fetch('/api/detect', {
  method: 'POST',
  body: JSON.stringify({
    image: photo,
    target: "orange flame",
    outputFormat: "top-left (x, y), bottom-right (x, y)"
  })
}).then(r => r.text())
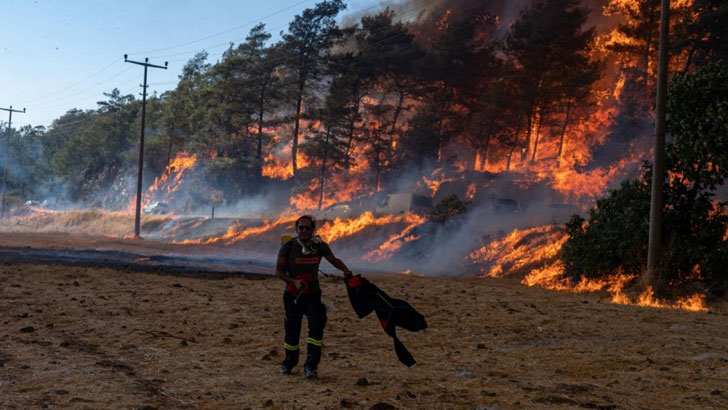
top-left (178, 215), bottom-right (297, 245)
top-left (422, 168), bottom-right (457, 197)
top-left (317, 211), bottom-right (426, 243)
top-left (290, 167), bottom-right (368, 211)
top-left (468, 226), bottom-right (568, 277)
top-left (363, 233), bottom-right (420, 263)
top-left (465, 183), bottom-right (477, 201)
top-left (471, 225), bottom-right (709, 311)
top-left (262, 144), bottom-right (311, 181)
top-left (149, 151), bottom-right (197, 196)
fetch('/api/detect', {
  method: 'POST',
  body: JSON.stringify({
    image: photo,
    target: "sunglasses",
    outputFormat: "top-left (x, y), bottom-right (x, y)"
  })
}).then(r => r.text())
top-left (298, 225), bottom-right (313, 231)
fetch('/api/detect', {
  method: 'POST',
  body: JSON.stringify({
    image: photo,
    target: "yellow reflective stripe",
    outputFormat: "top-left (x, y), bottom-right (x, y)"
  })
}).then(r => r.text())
top-left (283, 342), bottom-right (299, 351)
top-left (306, 337), bottom-right (323, 347)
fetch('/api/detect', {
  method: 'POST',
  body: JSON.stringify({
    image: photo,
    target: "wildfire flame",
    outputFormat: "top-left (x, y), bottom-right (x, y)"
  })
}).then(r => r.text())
top-left (317, 212), bottom-right (426, 243)
top-left (470, 225), bottom-right (708, 311)
top-left (17, 0), bottom-right (710, 316)
top-left (290, 173), bottom-right (367, 211)
top-left (178, 215), bottom-right (297, 245)
top-left (468, 226), bottom-right (568, 277)
top-left (126, 151), bottom-right (198, 212)
top-left (465, 183), bottom-right (477, 201)
top-left (149, 151), bottom-right (197, 196)
top-left (262, 145), bottom-right (311, 181)
top-left (363, 232), bottom-right (419, 263)
top-left (422, 168), bottom-right (458, 197)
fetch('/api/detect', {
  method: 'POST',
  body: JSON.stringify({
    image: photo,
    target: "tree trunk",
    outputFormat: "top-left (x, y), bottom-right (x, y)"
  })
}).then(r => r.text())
top-left (256, 82), bottom-right (266, 179)
top-left (374, 127), bottom-right (382, 192)
top-left (344, 79), bottom-right (361, 165)
top-left (680, 44), bottom-right (696, 75)
top-left (240, 121), bottom-right (251, 159)
top-left (506, 145), bottom-right (517, 172)
top-left (522, 74), bottom-right (543, 162)
top-left (436, 81), bottom-right (449, 161)
top-left (557, 99), bottom-right (573, 165)
top-left (510, 121), bottom-right (524, 170)
top-left (318, 125), bottom-right (331, 211)
top-left (531, 108), bottom-right (546, 163)
top-left (482, 130), bottom-right (491, 170)
top-left (166, 132), bottom-right (174, 166)
top-left (390, 79), bottom-right (406, 137)
top-left (292, 81), bottom-right (304, 179)
top-left (522, 110), bottom-right (534, 162)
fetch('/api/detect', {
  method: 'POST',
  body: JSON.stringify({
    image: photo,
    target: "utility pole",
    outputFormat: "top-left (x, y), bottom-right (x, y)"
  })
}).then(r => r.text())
top-left (646, 0), bottom-right (670, 288)
top-left (0, 105), bottom-right (26, 218)
top-left (124, 55), bottom-right (167, 238)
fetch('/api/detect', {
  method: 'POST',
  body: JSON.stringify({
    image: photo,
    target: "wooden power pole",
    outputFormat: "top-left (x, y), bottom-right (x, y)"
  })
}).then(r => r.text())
top-left (124, 55), bottom-right (167, 238)
top-left (0, 105), bottom-right (26, 218)
top-left (646, 0), bottom-right (670, 287)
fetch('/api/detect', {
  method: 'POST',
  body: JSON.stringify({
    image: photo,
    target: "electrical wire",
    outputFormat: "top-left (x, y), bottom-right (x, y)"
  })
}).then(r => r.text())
top-left (15, 58), bottom-right (124, 105)
top-left (14, 0), bottom-right (317, 107)
top-left (26, 68), bottom-right (138, 109)
top-left (128, 0), bottom-right (316, 55)
top-left (31, 0), bottom-right (475, 130)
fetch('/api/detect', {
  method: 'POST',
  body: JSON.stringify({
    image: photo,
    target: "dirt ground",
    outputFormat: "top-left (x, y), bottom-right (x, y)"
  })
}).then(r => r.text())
top-left (2, 252), bottom-right (728, 410)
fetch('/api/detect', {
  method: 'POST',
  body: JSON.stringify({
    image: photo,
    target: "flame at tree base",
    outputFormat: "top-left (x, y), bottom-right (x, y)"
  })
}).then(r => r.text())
top-left (470, 225), bottom-right (709, 312)
top-left (524, 262), bottom-right (708, 312)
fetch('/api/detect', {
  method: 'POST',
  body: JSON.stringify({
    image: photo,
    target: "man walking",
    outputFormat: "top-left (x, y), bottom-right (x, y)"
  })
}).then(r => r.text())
top-left (275, 215), bottom-right (353, 378)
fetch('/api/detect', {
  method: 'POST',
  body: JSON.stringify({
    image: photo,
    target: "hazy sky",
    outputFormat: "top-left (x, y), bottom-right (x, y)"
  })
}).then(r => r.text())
top-left (0, 0), bottom-right (386, 129)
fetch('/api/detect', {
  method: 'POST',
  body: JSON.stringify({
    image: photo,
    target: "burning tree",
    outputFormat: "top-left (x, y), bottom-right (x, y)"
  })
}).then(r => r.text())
top-left (299, 101), bottom-right (350, 210)
top-left (562, 61), bottom-right (728, 297)
top-left (160, 52), bottom-right (210, 165)
top-left (604, 0), bottom-right (700, 86)
top-left (281, 0), bottom-right (347, 179)
top-left (504, 0), bottom-right (603, 165)
top-left (5, 0), bottom-right (728, 312)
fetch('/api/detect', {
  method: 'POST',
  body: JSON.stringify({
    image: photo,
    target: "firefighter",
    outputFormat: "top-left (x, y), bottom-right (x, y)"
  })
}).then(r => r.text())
top-left (276, 215), bottom-right (353, 378)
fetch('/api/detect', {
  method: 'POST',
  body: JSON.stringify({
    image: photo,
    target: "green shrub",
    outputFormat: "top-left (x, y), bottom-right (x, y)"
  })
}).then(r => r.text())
top-left (428, 194), bottom-right (468, 223)
top-left (561, 62), bottom-right (728, 297)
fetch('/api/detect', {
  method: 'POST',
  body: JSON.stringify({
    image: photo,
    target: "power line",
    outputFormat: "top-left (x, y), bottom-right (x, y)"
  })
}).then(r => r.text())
top-left (33, 85), bottom-right (160, 132)
top-left (25, 66), bottom-right (137, 108)
top-left (15, 0), bottom-right (434, 115)
top-left (24, 0), bottom-right (457, 129)
top-left (24, 76), bottom-right (142, 126)
top-left (13, 1), bottom-right (316, 107)
top-left (42, 0), bottom-right (462, 133)
top-left (128, 0), bottom-right (315, 55)
top-left (15, 58), bottom-right (123, 105)
top-left (1, 105), bottom-right (26, 218)
top-left (124, 55), bottom-right (168, 238)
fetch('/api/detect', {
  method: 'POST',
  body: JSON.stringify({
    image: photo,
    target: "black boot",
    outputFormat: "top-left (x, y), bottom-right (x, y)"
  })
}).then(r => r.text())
top-left (280, 348), bottom-right (299, 375)
top-left (303, 344), bottom-right (321, 378)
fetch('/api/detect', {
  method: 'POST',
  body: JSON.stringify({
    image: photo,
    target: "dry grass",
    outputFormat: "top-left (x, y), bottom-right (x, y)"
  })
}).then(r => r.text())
top-left (2, 262), bottom-right (728, 410)
top-left (0, 209), bottom-right (170, 237)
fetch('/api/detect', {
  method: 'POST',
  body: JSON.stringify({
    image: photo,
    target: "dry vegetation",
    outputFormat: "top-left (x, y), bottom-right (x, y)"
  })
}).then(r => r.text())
top-left (0, 209), bottom-right (170, 238)
top-left (2, 260), bottom-right (728, 410)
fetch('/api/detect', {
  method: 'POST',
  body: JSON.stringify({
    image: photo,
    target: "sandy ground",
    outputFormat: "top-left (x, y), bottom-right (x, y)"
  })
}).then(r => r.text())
top-left (2, 257), bottom-right (728, 410)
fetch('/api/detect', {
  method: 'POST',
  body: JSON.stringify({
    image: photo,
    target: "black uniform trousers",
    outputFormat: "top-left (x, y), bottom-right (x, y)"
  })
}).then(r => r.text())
top-left (282, 290), bottom-right (327, 370)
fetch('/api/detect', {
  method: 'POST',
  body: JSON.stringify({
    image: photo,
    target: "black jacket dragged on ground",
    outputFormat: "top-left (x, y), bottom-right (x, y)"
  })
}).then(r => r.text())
top-left (345, 274), bottom-right (427, 366)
